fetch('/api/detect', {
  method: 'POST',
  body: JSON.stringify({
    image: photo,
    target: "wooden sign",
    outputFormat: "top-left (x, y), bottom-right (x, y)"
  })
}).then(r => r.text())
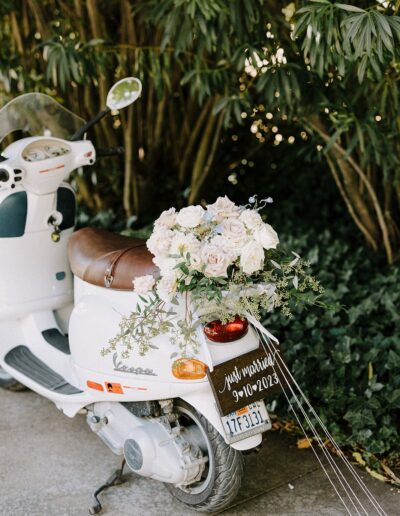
top-left (207, 345), bottom-right (287, 417)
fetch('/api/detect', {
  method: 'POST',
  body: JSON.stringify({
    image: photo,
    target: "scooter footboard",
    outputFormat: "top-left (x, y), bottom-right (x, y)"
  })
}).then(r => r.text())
top-left (180, 388), bottom-right (262, 451)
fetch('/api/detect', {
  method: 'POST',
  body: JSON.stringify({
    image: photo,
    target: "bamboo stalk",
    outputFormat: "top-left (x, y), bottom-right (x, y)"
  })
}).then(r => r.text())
top-left (123, 105), bottom-right (134, 218)
top-left (22, 2), bottom-right (30, 39)
top-left (86, 0), bottom-right (109, 122)
top-left (75, 175), bottom-right (95, 210)
top-left (10, 12), bottom-right (24, 55)
top-left (188, 110), bottom-right (218, 204)
top-left (178, 98), bottom-right (212, 185)
top-left (73, 0), bottom-right (87, 39)
top-left (26, 0), bottom-right (50, 38)
top-left (154, 93), bottom-right (166, 148)
top-left (326, 156), bottom-right (378, 251)
top-left (189, 110), bottom-right (224, 204)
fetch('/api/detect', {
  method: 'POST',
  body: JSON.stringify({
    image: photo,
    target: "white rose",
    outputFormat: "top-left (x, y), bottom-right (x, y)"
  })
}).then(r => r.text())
top-left (240, 241), bottom-right (265, 274)
top-left (254, 223), bottom-right (279, 250)
top-left (207, 196), bottom-right (240, 222)
top-left (188, 252), bottom-right (204, 271)
top-left (176, 205), bottom-right (205, 228)
top-left (239, 209), bottom-right (263, 230)
top-left (201, 243), bottom-right (232, 277)
top-left (152, 254), bottom-right (179, 276)
top-left (154, 207), bottom-right (176, 229)
top-left (209, 235), bottom-right (240, 261)
top-left (170, 231), bottom-right (201, 257)
top-left (219, 218), bottom-right (250, 250)
top-left (133, 275), bottom-right (155, 293)
top-left (146, 228), bottom-right (174, 256)
top-left (156, 274), bottom-right (177, 303)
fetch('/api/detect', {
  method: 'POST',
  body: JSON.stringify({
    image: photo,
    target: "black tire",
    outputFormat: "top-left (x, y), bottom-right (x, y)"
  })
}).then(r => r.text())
top-left (165, 400), bottom-right (244, 513)
top-left (0, 366), bottom-right (27, 391)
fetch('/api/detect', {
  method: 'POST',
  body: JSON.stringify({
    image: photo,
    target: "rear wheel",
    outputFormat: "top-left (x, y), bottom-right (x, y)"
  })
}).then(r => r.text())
top-left (165, 400), bottom-right (244, 513)
top-left (0, 365), bottom-right (26, 391)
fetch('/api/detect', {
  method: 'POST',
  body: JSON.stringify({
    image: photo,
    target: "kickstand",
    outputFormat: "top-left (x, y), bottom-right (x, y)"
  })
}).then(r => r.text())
top-left (89, 459), bottom-right (128, 515)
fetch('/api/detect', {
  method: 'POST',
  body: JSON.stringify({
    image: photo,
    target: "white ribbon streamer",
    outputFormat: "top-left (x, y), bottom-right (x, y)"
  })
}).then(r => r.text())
top-left (249, 317), bottom-right (388, 516)
top-left (245, 312), bottom-right (280, 344)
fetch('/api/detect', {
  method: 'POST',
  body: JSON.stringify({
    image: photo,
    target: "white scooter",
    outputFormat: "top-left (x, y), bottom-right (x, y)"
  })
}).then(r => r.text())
top-left (0, 78), bottom-right (272, 513)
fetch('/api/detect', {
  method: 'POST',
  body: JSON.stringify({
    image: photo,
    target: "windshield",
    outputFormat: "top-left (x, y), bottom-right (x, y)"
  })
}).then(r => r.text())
top-left (0, 93), bottom-right (85, 145)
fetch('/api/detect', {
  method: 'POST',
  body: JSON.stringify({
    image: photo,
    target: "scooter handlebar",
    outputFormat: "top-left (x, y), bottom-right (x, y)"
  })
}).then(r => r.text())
top-left (95, 146), bottom-right (125, 158)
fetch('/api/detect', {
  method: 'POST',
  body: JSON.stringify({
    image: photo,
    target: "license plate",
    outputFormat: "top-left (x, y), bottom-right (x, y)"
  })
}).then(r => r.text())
top-left (221, 400), bottom-right (271, 443)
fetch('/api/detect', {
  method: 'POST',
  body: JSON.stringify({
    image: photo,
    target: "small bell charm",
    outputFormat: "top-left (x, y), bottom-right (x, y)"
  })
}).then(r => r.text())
top-left (51, 226), bottom-right (61, 242)
top-left (48, 212), bottom-right (62, 243)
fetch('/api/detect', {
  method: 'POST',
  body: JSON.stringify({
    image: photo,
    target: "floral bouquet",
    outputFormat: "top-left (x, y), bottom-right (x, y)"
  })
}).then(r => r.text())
top-left (103, 196), bottom-right (323, 358)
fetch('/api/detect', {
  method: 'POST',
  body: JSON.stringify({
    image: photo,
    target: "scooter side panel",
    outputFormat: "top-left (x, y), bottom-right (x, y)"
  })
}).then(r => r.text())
top-left (0, 191), bottom-right (73, 320)
top-left (69, 279), bottom-right (210, 392)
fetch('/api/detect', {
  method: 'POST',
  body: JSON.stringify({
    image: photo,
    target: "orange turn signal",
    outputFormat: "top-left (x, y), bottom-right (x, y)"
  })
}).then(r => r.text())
top-left (172, 358), bottom-right (208, 380)
top-left (87, 380), bottom-right (104, 391)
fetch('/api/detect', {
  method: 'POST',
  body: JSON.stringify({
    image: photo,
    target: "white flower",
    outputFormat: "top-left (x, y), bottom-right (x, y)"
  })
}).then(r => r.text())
top-left (239, 209), bottom-right (263, 230)
top-left (219, 218), bottom-right (250, 249)
top-left (147, 228), bottom-right (174, 255)
top-left (154, 207), bottom-right (176, 229)
top-left (254, 223), bottom-right (279, 250)
top-left (176, 205), bottom-right (205, 228)
top-left (201, 243), bottom-right (233, 277)
top-left (152, 254), bottom-right (178, 276)
top-left (170, 231), bottom-right (201, 257)
top-left (209, 235), bottom-right (240, 261)
top-left (156, 274), bottom-right (177, 303)
top-left (133, 275), bottom-right (155, 293)
top-left (188, 253), bottom-right (204, 271)
top-left (207, 196), bottom-right (240, 222)
top-left (240, 241), bottom-right (265, 274)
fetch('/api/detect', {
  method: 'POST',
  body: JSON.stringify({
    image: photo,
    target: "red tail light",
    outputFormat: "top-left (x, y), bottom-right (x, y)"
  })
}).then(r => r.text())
top-left (203, 316), bottom-right (249, 343)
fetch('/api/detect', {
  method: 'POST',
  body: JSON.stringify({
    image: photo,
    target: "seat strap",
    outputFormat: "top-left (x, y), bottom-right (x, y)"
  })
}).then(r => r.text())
top-left (104, 244), bottom-right (146, 288)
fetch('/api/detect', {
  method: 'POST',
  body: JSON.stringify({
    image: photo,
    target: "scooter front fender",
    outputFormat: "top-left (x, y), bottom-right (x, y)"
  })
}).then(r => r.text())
top-left (180, 386), bottom-right (262, 451)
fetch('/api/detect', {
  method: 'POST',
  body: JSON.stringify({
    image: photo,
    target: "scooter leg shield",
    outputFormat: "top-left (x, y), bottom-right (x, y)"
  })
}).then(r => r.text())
top-left (180, 390), bottom-right (262, 451)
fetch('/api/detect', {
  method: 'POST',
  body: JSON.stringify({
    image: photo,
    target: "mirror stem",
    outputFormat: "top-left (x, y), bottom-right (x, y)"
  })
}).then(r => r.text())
top-left (70, 107), bottom-right (111, 141)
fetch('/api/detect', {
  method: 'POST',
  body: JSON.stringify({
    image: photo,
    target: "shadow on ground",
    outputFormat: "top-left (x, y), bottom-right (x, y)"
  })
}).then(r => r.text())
top-left (0, 389), bottom-right (398, 515)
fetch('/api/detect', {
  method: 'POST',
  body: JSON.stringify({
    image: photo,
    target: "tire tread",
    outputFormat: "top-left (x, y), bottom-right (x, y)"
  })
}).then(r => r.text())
top-left (166, 400), bottom-right (245, 513)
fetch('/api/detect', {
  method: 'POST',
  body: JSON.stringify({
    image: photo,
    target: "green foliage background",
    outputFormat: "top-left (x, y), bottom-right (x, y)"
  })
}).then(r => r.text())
top-left (0, 0), bottom-right (398, 465)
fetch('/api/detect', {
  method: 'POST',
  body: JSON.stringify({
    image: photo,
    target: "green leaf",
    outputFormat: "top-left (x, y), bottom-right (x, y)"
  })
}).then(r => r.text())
top-left (213, 96), bottom-right (229, 114)
top-left (181, 69), bottom-right (197, 85)
top-left (335, 3), bottom-right (365, 13)
top-left (357, 54), bottom-right (368, 83)
top-left (374, 12), bottom-right (392, 37)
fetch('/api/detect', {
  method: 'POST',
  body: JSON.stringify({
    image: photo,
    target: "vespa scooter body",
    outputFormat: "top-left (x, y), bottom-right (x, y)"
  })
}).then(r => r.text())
top-left (0, 113), bottom-right (263, 450)
top-left (0, 86), bottom-right (272, 510)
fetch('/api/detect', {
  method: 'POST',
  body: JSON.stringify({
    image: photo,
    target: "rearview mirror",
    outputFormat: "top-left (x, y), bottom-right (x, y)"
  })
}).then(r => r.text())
top-left (106, 77), bottom-right (142, 110)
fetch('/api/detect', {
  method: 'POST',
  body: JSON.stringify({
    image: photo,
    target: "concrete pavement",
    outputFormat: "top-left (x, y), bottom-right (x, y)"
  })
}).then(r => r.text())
top-left (0, 389), bottom-right (398, 515)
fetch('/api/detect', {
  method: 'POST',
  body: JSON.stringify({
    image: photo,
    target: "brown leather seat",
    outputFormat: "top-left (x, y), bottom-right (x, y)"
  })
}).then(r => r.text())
top-left (68, 227), bottom-right (158, 290)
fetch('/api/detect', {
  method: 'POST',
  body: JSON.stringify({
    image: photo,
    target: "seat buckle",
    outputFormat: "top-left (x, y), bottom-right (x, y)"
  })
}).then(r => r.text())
top-left (104, 271), bottom-right (114, 288)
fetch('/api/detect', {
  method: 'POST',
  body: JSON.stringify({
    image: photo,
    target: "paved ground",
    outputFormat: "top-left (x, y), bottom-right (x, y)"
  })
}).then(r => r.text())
top-left (0, 388), bottom-right (398, 516)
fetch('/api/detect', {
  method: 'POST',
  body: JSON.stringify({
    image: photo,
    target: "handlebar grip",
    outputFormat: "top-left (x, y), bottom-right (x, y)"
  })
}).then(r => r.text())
top-left (96, 146), bottom-right (125, 158)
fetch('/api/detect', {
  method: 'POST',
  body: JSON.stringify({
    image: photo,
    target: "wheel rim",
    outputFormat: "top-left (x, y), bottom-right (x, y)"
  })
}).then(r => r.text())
top-left (0, 365), bottom-right (12, 381)
top-left (175, 405), bottom-right (214, 495)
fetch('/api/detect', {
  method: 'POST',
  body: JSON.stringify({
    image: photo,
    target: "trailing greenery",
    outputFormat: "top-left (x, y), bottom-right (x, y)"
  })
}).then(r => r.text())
top-left (267, 228), bottom-right (400, 463)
